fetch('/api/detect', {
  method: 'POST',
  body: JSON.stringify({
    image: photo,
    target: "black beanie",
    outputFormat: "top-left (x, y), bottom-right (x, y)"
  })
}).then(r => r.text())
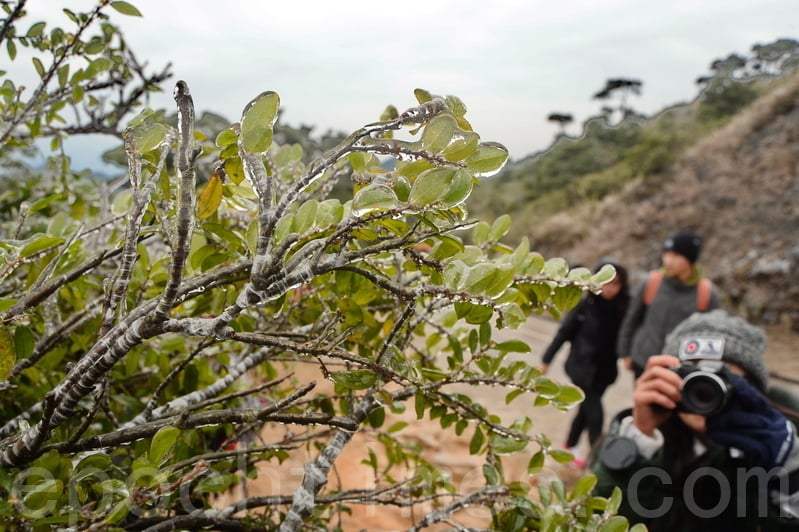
top-left (663, 231), bottom-right (702, 263)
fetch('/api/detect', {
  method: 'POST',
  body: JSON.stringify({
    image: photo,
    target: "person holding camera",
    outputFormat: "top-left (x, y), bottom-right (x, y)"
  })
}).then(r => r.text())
top-left (540, 258), bottom-right (630, 467)
top-left (617, 230), bottom-right (722, 378)
top-left (590, 310), bottom-right (799, 530)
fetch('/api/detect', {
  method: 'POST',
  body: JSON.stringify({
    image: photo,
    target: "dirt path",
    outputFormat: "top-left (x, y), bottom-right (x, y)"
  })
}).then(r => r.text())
top-left (234, 315), bottom-right (798, 530)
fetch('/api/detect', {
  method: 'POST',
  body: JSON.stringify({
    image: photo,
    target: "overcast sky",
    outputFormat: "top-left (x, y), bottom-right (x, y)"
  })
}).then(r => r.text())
top-left (22, 0), bottom-right (799, 167)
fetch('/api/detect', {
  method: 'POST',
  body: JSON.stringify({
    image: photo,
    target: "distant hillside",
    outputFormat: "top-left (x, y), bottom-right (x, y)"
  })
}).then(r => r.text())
top-left (491, 73), bottom-right (799, 329)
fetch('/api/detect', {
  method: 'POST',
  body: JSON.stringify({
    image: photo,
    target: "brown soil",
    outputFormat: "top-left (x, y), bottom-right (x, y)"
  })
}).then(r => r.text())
top-left (228, 316), bottom-right (798, 531)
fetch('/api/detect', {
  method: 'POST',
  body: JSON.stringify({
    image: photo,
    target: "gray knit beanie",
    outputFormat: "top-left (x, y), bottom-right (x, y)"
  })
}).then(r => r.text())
top-left (663, 309), bottom-right (769, 390)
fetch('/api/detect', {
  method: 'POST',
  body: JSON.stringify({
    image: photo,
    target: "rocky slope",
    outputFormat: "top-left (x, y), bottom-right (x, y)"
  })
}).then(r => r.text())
top-left (532, 74), bottom-right (799, 330)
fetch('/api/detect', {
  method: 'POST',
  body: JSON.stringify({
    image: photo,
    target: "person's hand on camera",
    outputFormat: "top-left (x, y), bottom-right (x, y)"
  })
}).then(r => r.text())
top-left (632, 355), bottom-right (683, 436)
top-left (706, 377), bottom-right (795, 469)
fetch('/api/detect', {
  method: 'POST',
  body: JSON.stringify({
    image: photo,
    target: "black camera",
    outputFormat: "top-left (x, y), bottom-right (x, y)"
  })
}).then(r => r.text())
top-left (673, 361), bottom-right (737, 416)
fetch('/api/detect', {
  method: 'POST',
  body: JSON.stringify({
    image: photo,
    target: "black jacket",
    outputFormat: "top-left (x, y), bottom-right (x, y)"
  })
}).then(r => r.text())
top-left (541, 292), bottom-right (629, 390)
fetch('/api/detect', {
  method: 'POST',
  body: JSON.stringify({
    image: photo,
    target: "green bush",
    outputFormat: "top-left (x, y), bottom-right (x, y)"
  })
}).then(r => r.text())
top-left (0, 2), bottom-right (636, 530)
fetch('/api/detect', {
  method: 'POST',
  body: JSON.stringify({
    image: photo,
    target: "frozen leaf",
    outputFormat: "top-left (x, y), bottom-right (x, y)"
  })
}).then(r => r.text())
top-left (331, 370), bottom-right (377, 390)
top-left (414, 88), bottom-right (433, 104)
top-left (592, 263), bottom-right (618, 284)
top-left (294, 200), bottom-right (318, 234)
top-left (133, 123), bottom-right (168, 153)
top-left (465, 142), bottom-right (509, 177)
top-left (240, 91), bottom-right (280, 153)
top-left (421, 114), bottom-right (456, 153)
top-left (224, 156), bottom-right (244, 185)
top-left (599, 516), bottom-right (630, 532)
top-left (442, 131), bottom-right (479, 162)
top-left (215, 128), bottom-right (237, 147)
top-left (441, 168), bottom-right (473, 207)
top-left (409, 167), bottom-right (457, 207)
top-left (149, 426), bottom-right (180, 465)
top-left (352, 184), bottom-right (398, 214)
top-left (197, 174), bottom-right (223, 219)
top-left (20, 235), bottom-right (64, 259)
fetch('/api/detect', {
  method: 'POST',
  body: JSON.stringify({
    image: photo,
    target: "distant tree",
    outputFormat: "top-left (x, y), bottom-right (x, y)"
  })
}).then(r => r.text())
top-left (697, 53), bottom-right (761, 122)
top-left (592, 78), bottom-right (643, 120)
top-left (751, 38), bottom-right (799, 75)
top-left (546, 112), bottom-right (573, 135)
top-left (709, 53), bottom-right (749, 78)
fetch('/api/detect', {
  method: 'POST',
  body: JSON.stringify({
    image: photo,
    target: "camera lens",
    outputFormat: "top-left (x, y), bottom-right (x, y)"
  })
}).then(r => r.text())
top-left (680, 372), bottom-right (729, 416)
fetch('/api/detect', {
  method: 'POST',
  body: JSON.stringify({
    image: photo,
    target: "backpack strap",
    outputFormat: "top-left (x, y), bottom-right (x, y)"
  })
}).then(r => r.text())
top-left (642, 270), bottom-right (663, 305)
top-left (643, 270), bottom-right (712, 311)
top-left (696, 277), bottom-right (712, 312)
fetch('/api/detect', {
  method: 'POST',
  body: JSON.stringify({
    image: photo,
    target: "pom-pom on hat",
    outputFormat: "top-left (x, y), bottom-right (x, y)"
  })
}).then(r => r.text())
top-left (663, 230), bottom-right (703, 264)
top-left (663, 310), bottom-right (769, 390)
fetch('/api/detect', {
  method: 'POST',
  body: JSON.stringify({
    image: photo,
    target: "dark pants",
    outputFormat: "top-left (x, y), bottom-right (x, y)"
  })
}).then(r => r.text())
top-left (565, 383), bottom-right (610, 448)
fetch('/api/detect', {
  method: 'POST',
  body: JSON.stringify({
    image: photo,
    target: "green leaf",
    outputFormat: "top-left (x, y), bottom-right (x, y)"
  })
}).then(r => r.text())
top-left (528, 451), bottom-right (545, 473)
top-left (420, 114), bottom-right (456, 153)
top-left (489, 214), bottom-right (512, 241)
top-left (415, 390), bottom-right (426, 419)
top-left (367, 407), bottom-right (385, 428)
top-left (408, 167), bottom-right (456, 207)
top-left (553, 384), bottom-right (584, 405)
top-left (549, 449), bottom-right (574, 464)
top-left (569, 474), bottom-right (597, 501)
top-left (26, 22), bottom-right (46, 38)
top-left (442, 131), bottom-right (480, 162)
top-left (32, 57), bottom-right (45, 78)
top-left (483, 463), bottom-right (500, 485)
top-left (592, 263), bottom-right (618, 285)
top-left (505, 389), bottom-right (524, 404)
top-left (149, 426), bottom-right (180, 465)
top-left (7, 40), bottom-right (17, 61)
top-left (273, 214), bottom-right (295, 244)
top-left (13, 326), bottom-right (34, 360)
top-left (331, 370), bottom-right (377, 391)
top-left (552, 285), bottom-right (583, 312)
top-left (352, 184), bottom-right (398, 214)
top-left (0, 326), bottom-right (16, 380)
top-left (21, 479), bottom-right (63, 518)
top-left (73, 454), bottom-right (113, 484)
top-left (240, 91), bottom-right (280, 153)
top-left (465, 142), bottom-right (509, 177)
top-left (20, 235), bottom-right (64, 259)
top-left (105, 498), bottom-right (131, 524)
top-left (414, 88), bottom-right (433, 103)
top-left (215, 128), bottom-right (238, 147)
top-left (469, 426), bottom-right (485, 454)
top-left (494, 340), bottom-right (530, 353)
top-left (57, 64), bottom-right (69, 88)
top-left (543, 257), bottom-right (570, 278)
top-left (464, 263), bottom-right (498, 295)
top-left (196, 473), bottom-right (238, 494)
top-left (294, 199), bottom-right (319, 234)
top-left (490, 433), bottom-right (528, 455)
top-left (599, 515), bottom-right (630, 532)
top-left (197, 174), bottom-right (223, 219)
top-left (607, 486), bottom-right (623, 514)
top-left (224, 156), bottom-right (245, 185)
top-left (133, 123), bottom-right (168, 152)
top-left (440, 168), bottom-right (473, 207)
top-left (110, 1), bottom-right (143, 16)
top-left (534, 377), bottom-right (559, 398)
